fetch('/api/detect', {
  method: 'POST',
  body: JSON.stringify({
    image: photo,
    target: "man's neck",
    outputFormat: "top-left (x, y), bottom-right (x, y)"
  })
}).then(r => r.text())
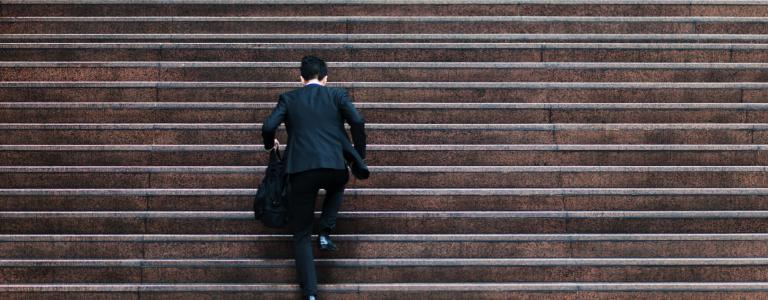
top-left (303, 79), bottom-right (324, 86)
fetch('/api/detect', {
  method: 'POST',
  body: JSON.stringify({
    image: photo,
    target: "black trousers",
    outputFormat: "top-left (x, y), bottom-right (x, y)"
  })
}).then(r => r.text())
top-left (288, 168), bottom-right (349, 296)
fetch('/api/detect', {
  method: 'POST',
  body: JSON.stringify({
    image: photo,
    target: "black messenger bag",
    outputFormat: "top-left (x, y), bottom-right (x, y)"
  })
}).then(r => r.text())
top-left (254, 146), bottom-right (290, 228)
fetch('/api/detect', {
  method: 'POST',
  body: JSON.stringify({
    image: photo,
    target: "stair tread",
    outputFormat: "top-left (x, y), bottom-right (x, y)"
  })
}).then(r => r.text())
top-left (2, 210), bottom-right (768, 218)
top-left (6, 15), bottom-right (768, 22)
top-left (4, 257), bottom-right (768, 266)
top-left (4, 122), bottom-right (768, 129)
top-left (2, 187), bottom-right (768, 195)
top-left (4, 233), bottom-right (768, 242)
top-left (5, 102), bottom-right (768, 109)
top-left (3, 0), bottom-right (767, 291)
top-left (6, 81), bottom-right (768, 88)
top-left (3, 144), bottom-right (767, 150)
top-left (3, 282), bottom-right (768, 292)
top-left (6, 33), bottom-right (768, 42)
top-left (0, 0), bottom-right (764, 5)
top-left (6, 61), bottom-right (768, 68)
top-left (4, 42), bottom-right (768, 49)
top-left (0, 165), bottom-right (765, 172)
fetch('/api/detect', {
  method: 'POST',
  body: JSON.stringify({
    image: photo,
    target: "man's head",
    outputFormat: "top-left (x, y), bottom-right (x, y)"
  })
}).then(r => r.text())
top-left (300, 55), bottom-right (328, 85)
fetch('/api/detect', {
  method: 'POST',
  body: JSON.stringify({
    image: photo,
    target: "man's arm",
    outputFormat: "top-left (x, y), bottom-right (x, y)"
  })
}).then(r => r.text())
top-left (262, 94), bottom-right (287, 150)
top-left (337, 88), bottom-right (366, 158)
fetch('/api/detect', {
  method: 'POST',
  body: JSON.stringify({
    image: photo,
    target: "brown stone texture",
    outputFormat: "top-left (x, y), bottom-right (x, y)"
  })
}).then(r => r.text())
top-left (691, 5), bottom-right (768, 17)
top-left (744, 90), bottom-right (768, 102)
top-left (567, 218), bottom-right (768, 233)
top-left (144, 217), bottom-right (565, 234)
top-left (0, 242), bottom-right (143, 259)
top-left (0, 128), bottom-right (565, 144)
top-left (564, 195), bottom-right (768, 211)
top-left (0, 49), bottom-right (162, 62)
top-left (0, 266), bottom-right (141, 283)
top-left (0, 195), bottom-right (147, 211)
top-left (544, 49), bottom-right (734, 63)
top-left (570, 240), bottom-right (768, 258)
top-left (115, 265), bottom-right (768, 283)
top-left (0, 149), bottom-right (759, 167)
top-left (2, 293), bottom-right (137, 300)
top-left (6, 4), bottom-right (726, 17)
top-left (6, 0), bottom-right (768, 297)
top-left (0, 217), bottom-right (145, 234)
top-left (0, 21), bottom-right (700, 35)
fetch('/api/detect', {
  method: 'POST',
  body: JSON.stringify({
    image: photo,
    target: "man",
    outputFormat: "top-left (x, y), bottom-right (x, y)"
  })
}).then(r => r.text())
top-left (261, 55), bottom-right (367, 300)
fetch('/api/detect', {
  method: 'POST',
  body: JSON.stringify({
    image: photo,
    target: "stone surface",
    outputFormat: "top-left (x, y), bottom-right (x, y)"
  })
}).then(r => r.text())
top-left (5, 0), bottom-right (768, 297)
top-left (6, 65), bottom-right (768, 83)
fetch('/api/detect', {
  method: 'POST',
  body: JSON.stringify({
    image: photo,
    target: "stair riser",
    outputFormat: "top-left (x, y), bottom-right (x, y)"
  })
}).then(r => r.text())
top-left (0, 171), bottom-right (766, 188)
top-left (4, 194), bottom-right (768, 212)
top-left (6, 0), bottom-right (768, 294)
top-left (2, 293), bottom-right (137, 300)
top-left (0, 241), bottom-right (566, 259)
top-left (0, 86), bottom-right (753, 103)
top-left (0, 4), bottom-right (712, 17)
top-left (8, 67), bottom-right (768, 83)
top-left (5, 48), bottom-right (761, 63)
top-left (7, 21), bottom-right (768, 35)
top-left (0, 108), bottom-right (761, 123)
top-left (551, 49), bottom-right (767, 64)
top-left (1, 150), bottom-right (759, 166)
top-left (4, 265), bottom-right (768, 283)
top-left (93, 291), bottom-right (768, 300)
top-left (0, 18), bottom-right (768, 34)
top-left (3, 291), bottom-right (768, 300)
top-left (354, 171), bottom-right (768, 188)
top-left (11, 38), bottom-right (768, 44)
top-left (3, 240), bottom-right (768, 259)
top-left (0, 128), bottom-right (756, 144)
top-left (2, 217), bottom-right (768, 234)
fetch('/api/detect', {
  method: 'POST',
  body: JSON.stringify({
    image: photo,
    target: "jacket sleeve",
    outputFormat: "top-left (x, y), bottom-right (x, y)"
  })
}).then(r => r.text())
top-left (337, 88), bottom-right (367, 159)
top-left (261, 94), bottom-right (287, 150)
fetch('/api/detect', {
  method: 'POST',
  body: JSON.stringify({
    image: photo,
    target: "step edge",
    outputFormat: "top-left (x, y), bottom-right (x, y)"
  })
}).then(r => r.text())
top-left (1, 187), bottom-right (767, 196)
top-left (2, 210), bottom-right (768, 218)
top-left (2, 144), bottom-right (766, 151)
top-left (4, 282), bottom-right (768, 293)
top-left (2, 233), bottom-right (768, 242)
top-left (2, 257), bottom-right (768, 267)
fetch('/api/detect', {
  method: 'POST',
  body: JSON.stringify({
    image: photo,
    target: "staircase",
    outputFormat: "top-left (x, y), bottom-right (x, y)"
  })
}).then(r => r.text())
top-left (3, 0), bottom-right (768, 299)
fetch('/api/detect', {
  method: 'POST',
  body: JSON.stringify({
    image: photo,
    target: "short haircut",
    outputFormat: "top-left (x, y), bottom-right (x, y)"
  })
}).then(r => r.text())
top-left (300, 55), bottom-right (328, 81)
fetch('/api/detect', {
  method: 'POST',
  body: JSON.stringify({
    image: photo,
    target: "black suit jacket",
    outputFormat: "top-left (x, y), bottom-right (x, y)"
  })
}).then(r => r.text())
top-left (262, 84), bottom-right (367, 175)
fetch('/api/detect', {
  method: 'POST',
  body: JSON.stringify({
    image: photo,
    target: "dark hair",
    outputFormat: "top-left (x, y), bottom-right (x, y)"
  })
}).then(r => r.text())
top-left (300, 55), bottom-right (328, 81)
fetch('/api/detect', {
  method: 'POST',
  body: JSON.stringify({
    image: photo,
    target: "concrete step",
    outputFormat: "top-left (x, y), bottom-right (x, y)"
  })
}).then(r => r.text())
top-left (6, 62), bottom-right (768, 82)
top-left (3, 210), bottom-right (768, 234)
top-left (0, 123), bottom-right (763, 145)
top-left (0, 165), bottom-right (767, 189)
top-left (3, 282), bottom-right (768, 300)
top-left (7, 33), bottom-right (768, 43)
top-left (4, 257), bottom-right (768, 283)
top-left (3, 187), bottom-right (768, 212)
top-left (2, 43), bottom-right (766, 63)
top-left (0, 81), bottom-right (764, 102)
top-left (4, 16), bottom-right (768, 34)
top-left (5, 0), bottom-right (765, 17)
top-left (4, 102), bottom-right (768, 123)
top-left (1, 144), bottom-right (763, 166)
top-left (2, 282), bottom-right (768, 300)
top-left (4, 233), bottom-right (768, 259)
top-left (4, 0), bottom-right (767, 295)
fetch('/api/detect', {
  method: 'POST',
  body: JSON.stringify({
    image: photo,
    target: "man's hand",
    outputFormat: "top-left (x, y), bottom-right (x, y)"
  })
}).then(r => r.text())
top-left (266, 139), bottom-right (279, 151)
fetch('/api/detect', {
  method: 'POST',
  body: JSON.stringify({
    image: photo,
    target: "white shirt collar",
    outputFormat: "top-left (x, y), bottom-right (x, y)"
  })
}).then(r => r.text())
top-left (304, 79), bottom-right (324, 86)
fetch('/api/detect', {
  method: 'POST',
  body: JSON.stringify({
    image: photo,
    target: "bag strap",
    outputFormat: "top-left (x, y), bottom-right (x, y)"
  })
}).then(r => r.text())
top-left (272, 140), bottom-right (283, 161)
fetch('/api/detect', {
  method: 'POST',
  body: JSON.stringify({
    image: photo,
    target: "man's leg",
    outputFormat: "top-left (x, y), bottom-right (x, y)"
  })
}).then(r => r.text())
top-left (288, 170), bottom-right (321, 296)
top-left (318, 169), bottom-right (350, 234)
